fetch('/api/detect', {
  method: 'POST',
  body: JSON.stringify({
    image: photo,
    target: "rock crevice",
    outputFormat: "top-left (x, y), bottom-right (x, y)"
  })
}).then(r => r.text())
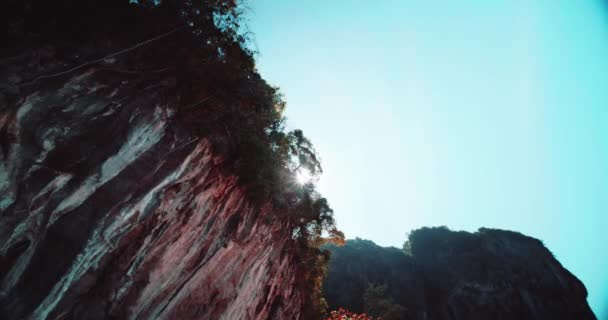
top-left (0, 62), bottom-right (305, 319)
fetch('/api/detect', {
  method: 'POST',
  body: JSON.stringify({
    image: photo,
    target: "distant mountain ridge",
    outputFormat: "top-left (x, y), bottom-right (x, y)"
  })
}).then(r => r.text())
top-left (323, 227), bottom-right (596, 320)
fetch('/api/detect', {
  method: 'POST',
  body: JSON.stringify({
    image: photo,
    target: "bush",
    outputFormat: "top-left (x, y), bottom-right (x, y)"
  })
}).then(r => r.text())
top-left (325, 308), bottom-right (378, 320)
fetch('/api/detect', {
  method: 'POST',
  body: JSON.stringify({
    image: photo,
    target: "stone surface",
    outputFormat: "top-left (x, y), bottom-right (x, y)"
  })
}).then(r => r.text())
top-left (323, 228), bottom-right (597, 320)
top-left (0, 54), bottom-right (305, 320)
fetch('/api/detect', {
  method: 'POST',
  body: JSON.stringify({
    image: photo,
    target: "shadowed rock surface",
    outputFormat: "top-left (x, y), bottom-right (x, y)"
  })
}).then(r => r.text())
top-left (1, 2), bottom-right (599, 320)
top-left (0, 68), bottom-right (304, 320)
top-left (0, 2), bottom-right (314, 319)
top-left (323, 227), bottom-right (596, 320)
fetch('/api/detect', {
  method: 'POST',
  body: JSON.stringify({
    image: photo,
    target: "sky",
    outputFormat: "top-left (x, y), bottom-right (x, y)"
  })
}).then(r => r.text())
top-left (247, 1), bottom-right (608, 318)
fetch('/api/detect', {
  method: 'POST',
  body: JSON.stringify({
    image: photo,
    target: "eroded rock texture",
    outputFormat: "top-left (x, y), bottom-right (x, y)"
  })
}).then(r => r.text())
top-left (0, 55), bottom-right (305, 319)
top-left (324, 228), bottom-right (596, 320)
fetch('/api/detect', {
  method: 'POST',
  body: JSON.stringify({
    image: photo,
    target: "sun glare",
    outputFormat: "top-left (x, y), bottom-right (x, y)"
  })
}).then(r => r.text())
top-left (296, 169), bottom-right (312, 185)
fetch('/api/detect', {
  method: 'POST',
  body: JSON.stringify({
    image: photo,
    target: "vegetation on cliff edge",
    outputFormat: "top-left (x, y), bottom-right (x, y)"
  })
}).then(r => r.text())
top-left (323, 227), bottom-right (590, 320)
top-left (2, 0), bottom-right (342, 317)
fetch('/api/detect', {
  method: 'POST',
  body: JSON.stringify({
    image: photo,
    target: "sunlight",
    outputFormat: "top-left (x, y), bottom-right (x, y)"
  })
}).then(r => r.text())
top-left (296, 169), bottom-right (312, 185)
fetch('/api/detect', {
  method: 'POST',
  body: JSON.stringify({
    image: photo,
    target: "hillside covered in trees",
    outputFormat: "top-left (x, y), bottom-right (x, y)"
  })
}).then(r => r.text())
top-left (323, 227), bottom-right (596, 320)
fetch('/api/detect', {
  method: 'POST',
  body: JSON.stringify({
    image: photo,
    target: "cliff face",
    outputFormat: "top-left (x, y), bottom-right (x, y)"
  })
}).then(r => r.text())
top-left (0, 54), bottom-right (305, 319)
top-left (323, 228), bottom-right (596, 320)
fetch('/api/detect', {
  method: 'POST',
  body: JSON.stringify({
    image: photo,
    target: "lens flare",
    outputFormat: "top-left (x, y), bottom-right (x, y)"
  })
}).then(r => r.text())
top-left (296, 169), bottom-right (312, 184)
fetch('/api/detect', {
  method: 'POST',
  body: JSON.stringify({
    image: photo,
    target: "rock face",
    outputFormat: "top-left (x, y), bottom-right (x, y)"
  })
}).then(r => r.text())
top-left (323, 228), bottom-right (596, 320)
top-left (0, 54), bottom-right (306, 319)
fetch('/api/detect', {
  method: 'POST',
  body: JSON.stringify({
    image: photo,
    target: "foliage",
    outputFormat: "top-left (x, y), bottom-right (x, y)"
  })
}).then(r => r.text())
top-left (324, 227), bottom-right (566, 320)
top-left (160, 2), bottom-right (344, 317)
top-left (401, 239), bottom-right (412, 256)
top-left (152, 1), bottom-right (345, 317)
top-left (2, 0), bottom-right (342, 318)
top-left (363, 284), bottom-right (407, 320)
top-left (299, 247), bottom-right (332, 319)
top-left (322, 239), bottom-right (419, 319)
top-left (324, 230), bottom-right (494, 319)
top-left (163, 1), bottom-right (337, 241)
top-left (325, 308), bottom-right (378, 320)
top-left (3, 0), bottom-right (339, 240)
top-left (404, 226), bottom-right (478, 260)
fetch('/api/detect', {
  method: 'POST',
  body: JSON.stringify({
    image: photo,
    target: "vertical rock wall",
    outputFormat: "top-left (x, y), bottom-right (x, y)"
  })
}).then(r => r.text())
top-left (0, 63), bottom-right (305, 319)
top-left (323, 229), bottom-right (597, 320)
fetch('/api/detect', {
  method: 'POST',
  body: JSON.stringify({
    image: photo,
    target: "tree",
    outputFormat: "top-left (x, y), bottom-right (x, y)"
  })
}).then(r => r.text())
top-left (363, 284), bottom-right (408, 320)
top-left (2, 1), bottom-right (341, 318)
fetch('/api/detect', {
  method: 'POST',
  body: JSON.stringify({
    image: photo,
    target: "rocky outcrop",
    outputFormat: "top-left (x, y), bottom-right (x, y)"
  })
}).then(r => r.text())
top-left (0, 44), bottom-right (306, 320)
top-left (323, 228), bottom-right (596, 320)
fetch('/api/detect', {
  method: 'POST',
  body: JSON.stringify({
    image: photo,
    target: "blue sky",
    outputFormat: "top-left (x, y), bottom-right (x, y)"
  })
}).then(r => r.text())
top-left (247, 1), bottom-right (608, 317)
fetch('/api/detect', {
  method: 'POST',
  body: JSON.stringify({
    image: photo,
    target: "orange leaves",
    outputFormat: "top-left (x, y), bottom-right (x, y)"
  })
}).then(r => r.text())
top-left (325, 308), bottom-right (378, 320)
top-left (326, 227), bottom-right (346, 247)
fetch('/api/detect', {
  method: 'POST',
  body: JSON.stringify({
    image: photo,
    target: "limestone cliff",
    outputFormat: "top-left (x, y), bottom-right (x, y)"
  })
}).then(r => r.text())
top-left (0, 2), bottom-right (324, 319)
top-left (323, 228), bottom-right (596, 320)
top-left (0, 65), bottom-right (307, 320)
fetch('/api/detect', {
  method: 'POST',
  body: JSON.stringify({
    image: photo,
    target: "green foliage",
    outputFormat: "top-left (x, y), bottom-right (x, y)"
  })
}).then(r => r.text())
top-left (325, 227), bottom-right (566, 320)
top-left (364, 284), bottom-right (408, 320)
top-left (404, 226), bottom-right (482, 268)
top-left (156, 2), bottom-right (343, 318)
top-left (111, 0), bottom-right (337, 241)
top-left (299, 247), bottom-right (332, 319)
top-left (401, 238), bottom-right (412, 256)
top-left (322, 239), bottom-right (420, 319)
top-left (3, 1), bottom-right (340, 317)
top-left (160, 4), bottom-right (341, 316)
